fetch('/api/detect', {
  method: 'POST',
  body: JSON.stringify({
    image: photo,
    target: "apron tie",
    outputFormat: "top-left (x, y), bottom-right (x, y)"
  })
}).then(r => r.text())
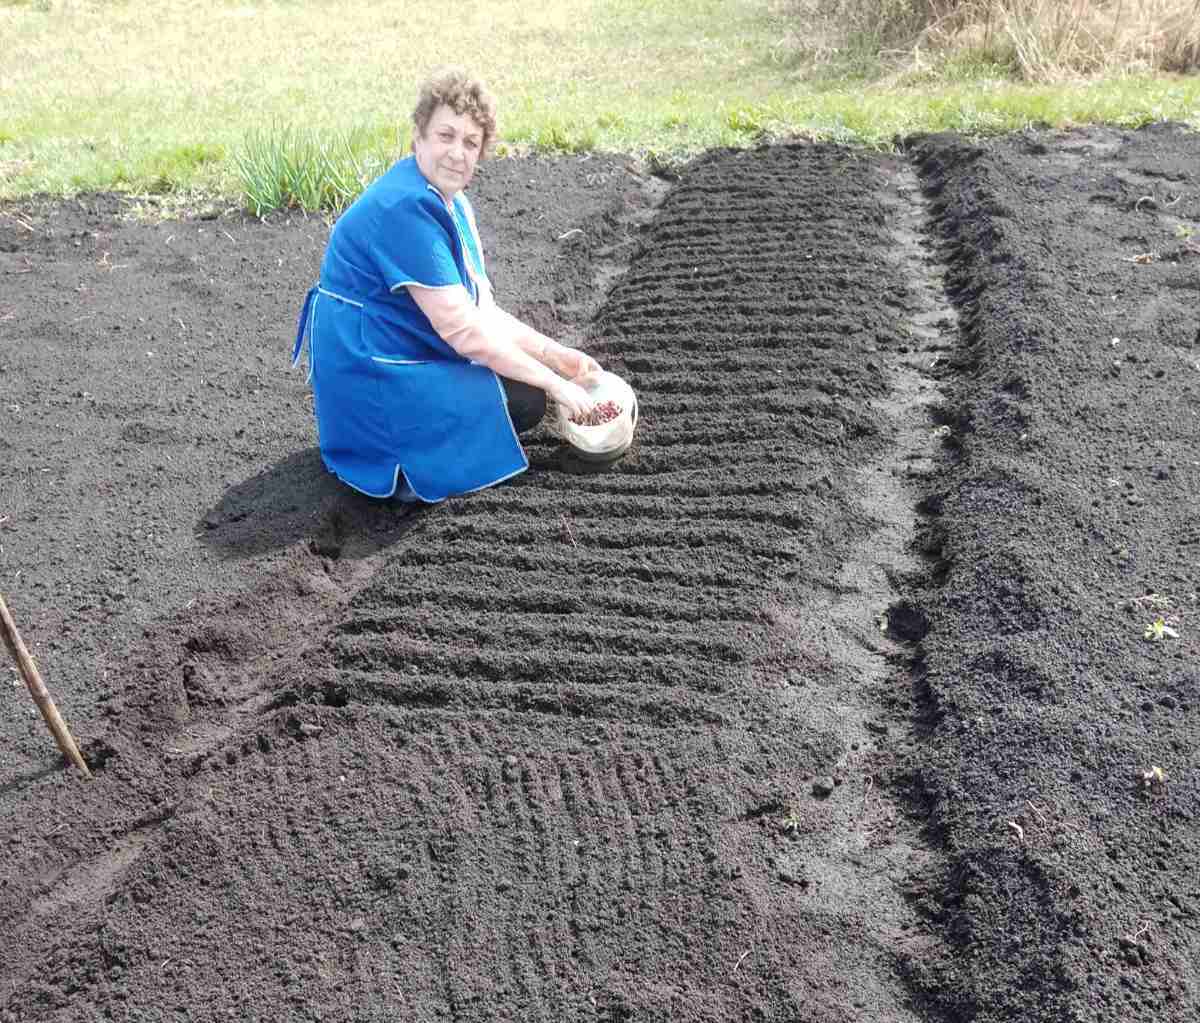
top-left (292, 285), bottom-right (318, 381)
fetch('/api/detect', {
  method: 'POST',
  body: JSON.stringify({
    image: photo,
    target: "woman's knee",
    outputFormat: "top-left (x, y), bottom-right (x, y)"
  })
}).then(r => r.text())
top-left (501, 376), bottom-right (546, 434)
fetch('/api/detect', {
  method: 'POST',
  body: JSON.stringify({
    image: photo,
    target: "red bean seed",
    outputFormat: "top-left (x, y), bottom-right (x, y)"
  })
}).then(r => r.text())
top-left (571, 400), bottom-right (622, 427)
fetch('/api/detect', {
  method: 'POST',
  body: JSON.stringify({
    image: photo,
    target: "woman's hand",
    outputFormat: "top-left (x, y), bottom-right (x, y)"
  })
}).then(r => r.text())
top-left (563, 347), bottom-right (602, 382)
top-left (547, 377), bottom-right (595, 422)
top-left (544, 341), bottom-right (601, 382)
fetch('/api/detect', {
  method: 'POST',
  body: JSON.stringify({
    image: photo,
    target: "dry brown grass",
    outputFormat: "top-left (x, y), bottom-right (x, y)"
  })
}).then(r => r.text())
top-left (789, 0), bottom-right (1200, 80)
top-left (927, 0), bottom-right (1200, 80)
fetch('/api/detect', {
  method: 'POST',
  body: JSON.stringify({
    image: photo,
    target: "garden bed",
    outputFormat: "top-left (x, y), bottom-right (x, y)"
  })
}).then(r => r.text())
top-left (1, 126), bottom-right (1197, 1021)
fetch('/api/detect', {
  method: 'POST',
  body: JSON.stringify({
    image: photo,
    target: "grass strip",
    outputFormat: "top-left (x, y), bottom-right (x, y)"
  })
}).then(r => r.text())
top-left (0, 0), bottom-right (1197, 209)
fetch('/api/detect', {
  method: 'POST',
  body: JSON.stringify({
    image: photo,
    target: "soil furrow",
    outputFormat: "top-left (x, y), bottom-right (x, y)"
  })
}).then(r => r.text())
top-left (346, 579), bottom-right (765, 624)
top-left (335, 611), bottom-right (753, 655)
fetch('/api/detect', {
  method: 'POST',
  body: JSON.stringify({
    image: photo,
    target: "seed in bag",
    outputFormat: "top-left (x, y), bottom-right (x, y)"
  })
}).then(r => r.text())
top-left (571, 399), bottom-right (622, 427)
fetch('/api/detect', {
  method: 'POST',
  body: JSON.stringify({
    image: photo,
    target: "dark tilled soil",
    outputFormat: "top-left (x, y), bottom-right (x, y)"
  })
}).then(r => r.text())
top-left (1, 128), bottom-right (1198, 1022)
top-left (903, 125), bottom-right (1200, 1021)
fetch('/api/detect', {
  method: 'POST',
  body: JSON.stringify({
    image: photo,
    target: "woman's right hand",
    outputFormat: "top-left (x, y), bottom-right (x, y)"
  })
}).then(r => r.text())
top-left (548, 377), bottom-right (595, 422)
top-left (554, 345), bottom-right (602, 383)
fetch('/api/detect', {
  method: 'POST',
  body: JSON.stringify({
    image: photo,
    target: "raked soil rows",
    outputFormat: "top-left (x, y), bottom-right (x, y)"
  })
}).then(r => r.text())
top-left (1, 127), bottom-right (1198, 1022)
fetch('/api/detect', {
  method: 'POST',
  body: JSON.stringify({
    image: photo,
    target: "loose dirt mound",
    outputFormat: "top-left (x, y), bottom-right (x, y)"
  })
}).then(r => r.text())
top-left (1, 128), bottom-right (1198, 1022)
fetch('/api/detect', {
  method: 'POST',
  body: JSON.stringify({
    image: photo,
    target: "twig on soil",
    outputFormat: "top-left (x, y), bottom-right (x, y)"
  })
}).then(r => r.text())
top-left (1121, 252), bottom-right (1158, 264)
top-left (732, 949), bottom-right (753, 974)
top-left (1124, 592), bottom-right (1174, 611)
top-left (1024, 799), bottom-right (1081, 837)
top-left (1129, 921), bottom-right (1152, 941)
top-left (1005, 820), bottom-right (1025, 843)
top-left (557, 228), bottom-right (584, 242)
top-left (560, 514), bottom-right (577, 547)
top-left (221, 229), bottom-right (237, 244)
top-left (1134, 195), bottom-right (1157, 212)
top-left (1, 212), bottom-right (35, 233)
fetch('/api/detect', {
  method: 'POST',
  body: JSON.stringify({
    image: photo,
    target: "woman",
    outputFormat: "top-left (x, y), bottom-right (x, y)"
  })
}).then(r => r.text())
top-left (293, 67), bottom-right (600, 502)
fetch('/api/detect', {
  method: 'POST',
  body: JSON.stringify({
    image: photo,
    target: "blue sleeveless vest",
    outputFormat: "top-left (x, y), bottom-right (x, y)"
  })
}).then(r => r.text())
top-left (293, 157), bottom-right (527, 501)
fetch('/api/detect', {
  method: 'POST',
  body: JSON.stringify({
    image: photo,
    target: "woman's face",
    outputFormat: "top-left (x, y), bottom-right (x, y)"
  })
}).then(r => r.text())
top-left (413, 104), bottom-right (484, 199)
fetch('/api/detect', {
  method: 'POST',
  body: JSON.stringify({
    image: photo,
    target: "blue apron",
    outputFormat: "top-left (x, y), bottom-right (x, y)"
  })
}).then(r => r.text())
top-left (292, 157), bottom-right (527, 502)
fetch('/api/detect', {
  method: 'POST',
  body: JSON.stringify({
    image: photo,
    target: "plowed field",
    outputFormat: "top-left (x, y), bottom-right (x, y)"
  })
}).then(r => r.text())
top-left (2, 126), bottom-right (1198, 1022)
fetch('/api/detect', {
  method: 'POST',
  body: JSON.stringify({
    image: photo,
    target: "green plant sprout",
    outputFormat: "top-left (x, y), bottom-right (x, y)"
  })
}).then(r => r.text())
top-left (1143, 617), bottom-right (1179, 642)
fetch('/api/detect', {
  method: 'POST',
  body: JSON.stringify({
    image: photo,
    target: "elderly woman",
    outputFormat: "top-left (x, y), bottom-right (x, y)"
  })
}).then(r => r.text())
top-left (293, 67), bottom-right (600, 502)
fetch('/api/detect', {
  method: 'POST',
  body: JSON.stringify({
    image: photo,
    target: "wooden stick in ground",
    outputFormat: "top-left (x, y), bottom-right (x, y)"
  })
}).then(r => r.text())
top-left (0, 592), bottom-right (92, 778)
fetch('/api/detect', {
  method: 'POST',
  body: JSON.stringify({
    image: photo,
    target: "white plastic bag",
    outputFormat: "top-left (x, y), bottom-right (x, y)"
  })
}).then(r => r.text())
top-left (556, 370), bottom-right (638, 463)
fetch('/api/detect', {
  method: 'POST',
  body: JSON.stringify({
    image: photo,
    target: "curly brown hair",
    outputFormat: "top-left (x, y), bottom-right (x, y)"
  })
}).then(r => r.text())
top-left (411, 67), bottom-right (498, 155)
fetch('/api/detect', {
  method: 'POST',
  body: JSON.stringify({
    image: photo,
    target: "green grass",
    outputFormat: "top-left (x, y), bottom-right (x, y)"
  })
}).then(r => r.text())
top-left (0, 0), bottom-right (1197, 210)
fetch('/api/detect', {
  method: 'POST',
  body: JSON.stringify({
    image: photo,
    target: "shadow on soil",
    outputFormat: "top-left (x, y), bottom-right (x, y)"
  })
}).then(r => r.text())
top-left (196, 446), bottom-right (428, 560)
